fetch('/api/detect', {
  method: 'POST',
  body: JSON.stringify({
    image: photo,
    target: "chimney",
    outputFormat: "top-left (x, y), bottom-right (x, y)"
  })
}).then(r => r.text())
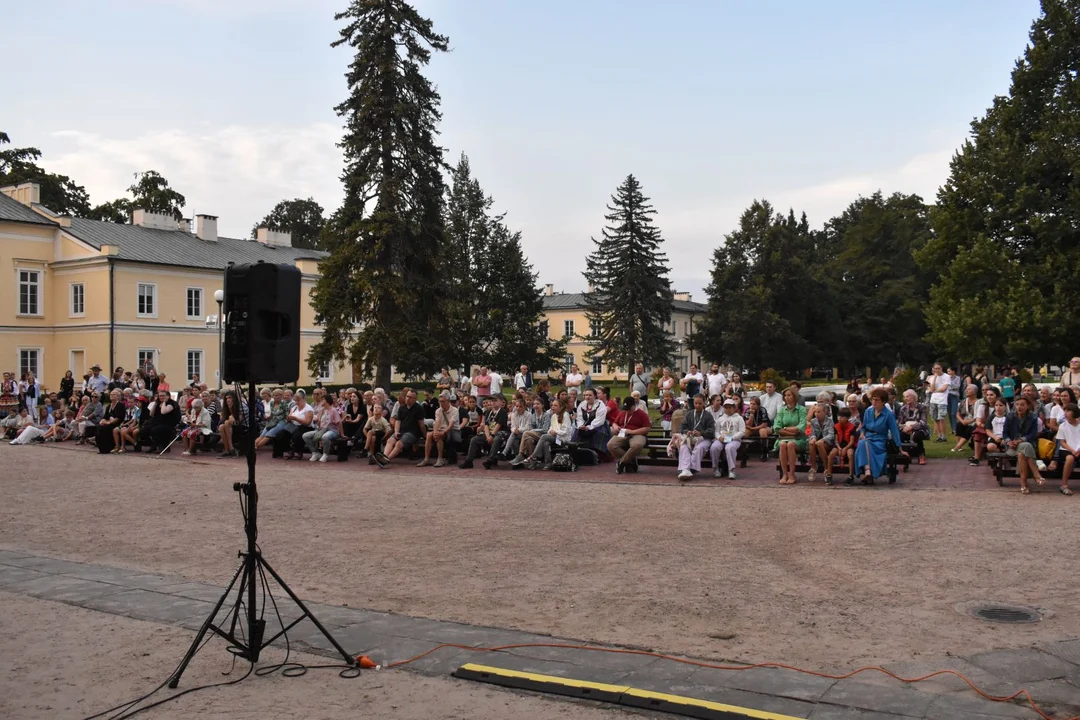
top-left (178, 217), bottom-right (191, 233)
top-left (544, 284), bottom-right (554, 296)
top-left (256, 226), bottom-right (293, 248)
top-left (196, 214), bottom-right (218, 242)
top-left (587, 282), bottom-right (595, 294)
top-left (132, 209), bottom-right (179, 230)
top-left (0, 182), bottom-right (41, 207)
top-left (674, 291), bottom-right (692, 302)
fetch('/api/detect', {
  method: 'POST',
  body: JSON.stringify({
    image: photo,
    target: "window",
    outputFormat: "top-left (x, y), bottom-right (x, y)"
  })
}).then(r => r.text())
top-left (565, 354), bottom-right (575, 369)
top-left (137, 349), bottom-right (156, 373)
top-left (186, 350), bottom-right (203, 382)
top-left (591, 357), bottom-right (603, 375)
top-left (186, 287), bottom-right (203, 319)
top-left (317, 359), bottom-right (332, 382)
top-left (19, 349), bottom-right (40, 378)
top-left (70, 283), bottom-right (85, 317)
top-left (589, 319), bottom-right (602, 337)
top-left (684, 321), bottom-right (690, 336)
top-left (563, 319), bottom-right (575, 338)
top-left (18, 270), bottom-right (41, 315)
top-left (137, 283), bottom-right (156, 317)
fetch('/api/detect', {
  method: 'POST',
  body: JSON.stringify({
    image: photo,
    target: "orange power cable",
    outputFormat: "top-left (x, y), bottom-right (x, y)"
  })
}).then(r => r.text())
top-left (366, 642), bottom-right (1079, 720)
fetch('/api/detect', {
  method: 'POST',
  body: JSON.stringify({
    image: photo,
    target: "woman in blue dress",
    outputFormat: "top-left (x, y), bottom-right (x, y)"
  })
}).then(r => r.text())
top-left (854, 387), bottom-right (903, 485)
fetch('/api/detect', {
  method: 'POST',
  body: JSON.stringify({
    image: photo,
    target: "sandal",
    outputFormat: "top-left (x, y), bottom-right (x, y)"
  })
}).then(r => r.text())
top-left (1021, 486), bottom-right (1031, 495)
top-left (1061, 487), bottom-right (1073, 496)
top-left (1034, 475), bottom-right (1045, 486)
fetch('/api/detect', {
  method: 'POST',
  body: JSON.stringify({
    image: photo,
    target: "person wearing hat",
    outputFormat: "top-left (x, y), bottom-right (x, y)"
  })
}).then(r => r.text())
top-left (710, 398), bottom-right (746, 479)
top-left (607, 395), bottom-right (651, 473)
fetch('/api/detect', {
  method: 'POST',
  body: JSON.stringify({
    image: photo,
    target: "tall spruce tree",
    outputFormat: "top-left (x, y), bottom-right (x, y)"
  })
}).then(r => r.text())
top-left (443, 154), bottom-right (566, 374)
top-left (309, 0), bottom-right (450, 387)
top-left (583, 175), bottom-right (675, 377)
top-left (917, 0), bottom-right (1080, 364)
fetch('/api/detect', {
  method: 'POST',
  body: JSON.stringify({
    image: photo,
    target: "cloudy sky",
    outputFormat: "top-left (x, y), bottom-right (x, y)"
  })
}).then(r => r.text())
top-left (4, 0), bottom-right (1038, 300)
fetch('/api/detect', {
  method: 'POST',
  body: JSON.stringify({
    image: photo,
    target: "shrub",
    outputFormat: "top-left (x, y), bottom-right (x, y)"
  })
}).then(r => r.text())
top-left (758, 368), bottom-right (786, 388)
top-left (892, 368), bottom-right (922, 394)
top-left (1017, 367), bottom-right (1033, 383)
top-left (878, 366), bottom-right (893, 382)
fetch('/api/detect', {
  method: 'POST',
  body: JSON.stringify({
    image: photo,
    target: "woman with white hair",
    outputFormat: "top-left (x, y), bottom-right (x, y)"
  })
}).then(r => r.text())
top-left (895, 388), bottom-right (929, 465)
top-left (180, 398), bottom-right (212, 456)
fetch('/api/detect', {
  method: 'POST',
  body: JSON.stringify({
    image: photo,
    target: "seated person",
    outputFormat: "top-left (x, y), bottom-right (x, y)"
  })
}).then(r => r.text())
top-left (510, 398), bottom-right (550, 466)
top-left (743, 395), bottom-right (770, 439)
top-left (143, 389), bottom-right (181, 451)
top-left (255, 388), bottom-right (288, 450)
top-left (276, 389), bottom-right (315, 459)
top-left (216, 391), bottom-right (246, 458)
top-left (1003, 396), bottom-right (1044, 494)
top-left (96, 390), bottom-right (127, 454)
top-left (381, 389), bottom-right (426, 464)
top-left (500, 397), bottom-right (533, 461)
top-left (675, 394), bottom-right (715, 480)
top-left (711, 398), bottom-right (746, 479)
top-left (9, 406), bottom-right (53, 445)
top-left (180, 399), bottom-right (213, 456)
top-left (807, 403), bottom-right (835, 482)
top-left (42, 409), bottom-right (76, 442)
top-left (459, 395), bottom-right (508, 470)
top-left (365, 404), bottom-right (392, 466)
top-left (607, 395), bottom-right (651, 473)
top-left (417, 391), bottom-right (459, 468)
top-left (303, 392), bottom-right (343, 463)
top-left (829, 407), bottom-right (859, 485)
top-left (896, 389), bottom-right (929, 465)
top-left (1047, 402), bottom-right (1079, 496)
top-left (573, 389), bottom-right (610, 458)
top-left (526, 399), bottom-right (573, 469)
top-left (984, 398), bottom-right (1009, 454)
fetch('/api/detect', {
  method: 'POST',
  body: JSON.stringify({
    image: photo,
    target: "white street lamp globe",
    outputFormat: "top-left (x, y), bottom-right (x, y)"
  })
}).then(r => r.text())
top-left (214, 289), bottom-right (225, 303)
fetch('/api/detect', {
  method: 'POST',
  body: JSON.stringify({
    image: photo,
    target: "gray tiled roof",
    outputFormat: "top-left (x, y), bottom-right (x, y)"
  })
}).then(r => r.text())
top-left (542, 291), bottom-right (705, 313)
top-left (66, 218), bottom-right (326, 270)
top-left (0, 193), bottom-right (56, 225)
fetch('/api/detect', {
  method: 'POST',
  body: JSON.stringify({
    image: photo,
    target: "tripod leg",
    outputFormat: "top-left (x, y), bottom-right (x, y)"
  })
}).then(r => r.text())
top-left (158, 432), bottom-right (182, 457)
top-left (256, 556), bottom-right (357, 666)
top-left (168, 559), bottom-right (246, 688)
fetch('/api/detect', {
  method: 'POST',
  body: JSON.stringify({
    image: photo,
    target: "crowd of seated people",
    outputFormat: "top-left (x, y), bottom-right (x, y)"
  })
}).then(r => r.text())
top-left (3, 358), bottom-right (1078, 497)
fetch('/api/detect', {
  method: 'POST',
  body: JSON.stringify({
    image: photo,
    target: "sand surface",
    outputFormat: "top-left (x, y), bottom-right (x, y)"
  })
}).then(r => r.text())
top-left (2, 443), bottom-right (1078, 672)
top-left (0, 591), bottom-right (634, 720)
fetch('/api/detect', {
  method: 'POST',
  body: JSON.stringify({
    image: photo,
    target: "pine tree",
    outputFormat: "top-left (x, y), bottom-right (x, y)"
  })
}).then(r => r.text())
top-left (583, 175), bottom-right (674, 377)
top-left (309, 0), bottom-right (450, 387)
top-left (443, 154), bottom-right (566, 374)
top-left (918, 0), bottom-right (1080, 364)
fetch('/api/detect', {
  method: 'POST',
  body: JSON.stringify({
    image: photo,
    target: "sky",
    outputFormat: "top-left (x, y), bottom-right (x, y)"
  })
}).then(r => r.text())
top-left (3, 0), bottom-right (1040, 301)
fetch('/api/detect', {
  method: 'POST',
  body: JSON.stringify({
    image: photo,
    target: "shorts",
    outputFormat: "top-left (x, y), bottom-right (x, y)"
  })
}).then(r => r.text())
top-left (929, 403), bottom-right (949, 420)
top-left (399, 432), bottom-right (419, 449)
top-left (955, 423), bottom-right (973, 439)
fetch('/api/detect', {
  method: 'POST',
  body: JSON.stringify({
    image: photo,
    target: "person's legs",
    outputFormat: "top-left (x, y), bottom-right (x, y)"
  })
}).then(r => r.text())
top-left (724, 440), bottom-right (740, 474)
top-left (709, 441), bottom-right (723, 476)
top-left (623, 435), bottom-right (646, 465)
top-left (302, 429), bottom-right (319, 456)
top-left (692, 440), bottom-right (710, 472)
top-left (807, 440), bottom-right (820, 480)
top-left (948, 394), bottom-right (959, 434)
top-left (460, 435), bottom-right (486, 468)
top-left (383, 433), bottom-right (399, 458)
top-left (1019, 442), bottom-right (1043, 486)
top-left (485, 432), bottom-right (507, 467)
top-left (677, 443), bottom-right (694, 478)
top-left (520, 431), bottom-right (540, 460)
top-left (1061, 453), bottom-right (1074, 493)
top-left (607, 435), bottom-right (628, 465)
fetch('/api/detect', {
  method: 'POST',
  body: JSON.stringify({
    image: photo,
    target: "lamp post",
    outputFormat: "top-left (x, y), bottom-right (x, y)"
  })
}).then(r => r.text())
top-left (214, 289), bottom-right (225, 390)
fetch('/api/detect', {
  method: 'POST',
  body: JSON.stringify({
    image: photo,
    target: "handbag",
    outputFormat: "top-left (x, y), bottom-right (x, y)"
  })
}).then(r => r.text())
top-left (1037, 438), bottom-right (1056, 461)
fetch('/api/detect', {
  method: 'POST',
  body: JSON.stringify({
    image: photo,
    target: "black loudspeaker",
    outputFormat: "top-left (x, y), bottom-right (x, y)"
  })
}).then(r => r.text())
top-left (222, 262), bottom-right (302, 383)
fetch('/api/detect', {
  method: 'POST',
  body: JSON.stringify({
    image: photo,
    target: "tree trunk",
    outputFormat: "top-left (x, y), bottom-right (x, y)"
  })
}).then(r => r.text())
top-left (376, 347), bottom-right (393, 390)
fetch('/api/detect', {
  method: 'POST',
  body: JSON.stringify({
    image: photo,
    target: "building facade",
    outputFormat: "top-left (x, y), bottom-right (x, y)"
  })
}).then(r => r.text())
top-left (0, 182), bottom-right (341, 390)
top-left (540, 285), bottom-right (706, 382)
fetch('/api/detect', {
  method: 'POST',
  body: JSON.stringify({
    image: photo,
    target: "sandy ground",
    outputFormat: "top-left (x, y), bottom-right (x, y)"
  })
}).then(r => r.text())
top-left (0, 592), bottom-right (635, 720)
top-left (1, 444), bottom-right (1078, 673)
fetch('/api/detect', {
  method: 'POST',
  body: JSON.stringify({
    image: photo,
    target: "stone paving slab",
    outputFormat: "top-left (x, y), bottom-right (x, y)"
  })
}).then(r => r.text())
top-left (5, 550), bottom-right (1080, 720)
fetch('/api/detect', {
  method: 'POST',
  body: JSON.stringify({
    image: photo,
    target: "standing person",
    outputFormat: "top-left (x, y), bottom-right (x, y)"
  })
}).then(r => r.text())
top-left (680, 364), bottom-right (704, 403)
top-left (676, 394), bottom-right (714, 480)
top-left (928, 364), bottom-right (951, 442)
top-left (87, 365), bottom-right (110, 397)
top-left (58, 371), bottom-right (75, 403)
top-left (488, 368), bottom-right (503, 397)
top-left (658, 368), bottom-right (676, 398)
top-left (629, 364), bottom-right (650, 399)
top-left (1003, 396), bottom-right (1045, 494)
top-left (514, 365), bottom-right (532, 392)
top-left (472, 367), bottom-right (492, 398)
top-left (418, 392), bottom-right (459, 468)
top-left (711, 398), bottom-right (746, 479)
top-left (436, 367), bottom-right (454, 394)
top-left (1048, 403), bottom-right (1079, 496)
top-left (1061, 358), bottom-right (1080, 388)
top-left (998, 367), bottom-right (1017, 409)
top-left (773, 387), bottom-right (808, 485)
top-left (21, 372), bottom-right (41, 416)
top-left (705, 364), bottom-right (727, 400)
top-left (946, 367), bottom-right (962, 434)
top-left (607, 395), bottom-right (651, 474)
top-left (896, 389), bottom-right (930, 466)
top-left (854, 388), bottom-right (903, 485)
top-left (564, 364), bottom-right (584, 395)
top-left (582, 369), bottom-right (593, 391)
top-left (659, 391), bottom-right (679, 432)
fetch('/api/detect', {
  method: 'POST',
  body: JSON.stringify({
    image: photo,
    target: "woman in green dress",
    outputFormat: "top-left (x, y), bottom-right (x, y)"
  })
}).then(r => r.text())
top-left (774, 386), bottom-right (808, 485)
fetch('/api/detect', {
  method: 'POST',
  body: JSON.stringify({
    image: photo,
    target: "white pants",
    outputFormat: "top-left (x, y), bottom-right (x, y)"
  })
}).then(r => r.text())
top-left (11, 426), bottom-right (44, 445)
top-left (678, 439), bottom-right (712, 472)
top-left (710, 439), bottom-right (741, 471)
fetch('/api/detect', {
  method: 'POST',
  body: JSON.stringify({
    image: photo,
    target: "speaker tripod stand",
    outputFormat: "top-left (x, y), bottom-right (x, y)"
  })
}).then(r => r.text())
top-left (168, 380), bottom-right (357, 688)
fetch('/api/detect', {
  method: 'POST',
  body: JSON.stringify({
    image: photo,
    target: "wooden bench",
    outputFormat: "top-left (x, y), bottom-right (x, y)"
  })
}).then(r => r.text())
top-left (985, 451), bottom-right (1080, 487)
top-left (777, 443), bottom-right (914, 484)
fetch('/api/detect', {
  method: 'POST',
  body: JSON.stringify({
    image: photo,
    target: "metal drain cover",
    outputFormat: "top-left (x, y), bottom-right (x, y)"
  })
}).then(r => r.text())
top-left (969, 603), bottom-right (1041, 624)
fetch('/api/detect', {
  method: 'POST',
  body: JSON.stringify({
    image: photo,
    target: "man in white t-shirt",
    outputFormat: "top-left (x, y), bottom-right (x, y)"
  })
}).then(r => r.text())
top-left (489, 369), bottom-right (503, 397)
top-left (928, 364), bottom-right (951, 442)
top-left (759, 381), bottom-right (783, 422)
top-left (706, 364), bottom-right (727, 399)
top-left (564, 365), bottom-right (584, 393)
top-left (680, 364), bottom-right (704, 401)
top-left (1050, 402), bottom-right (1079, 495)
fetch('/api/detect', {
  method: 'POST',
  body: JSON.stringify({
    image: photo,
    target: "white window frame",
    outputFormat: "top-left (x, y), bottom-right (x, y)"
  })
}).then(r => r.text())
top-left (565, 354), bottom-right (575, 369)
top-left (17, 268), bottom-right (43, 317)
top-left (186, 349), bottom-right (204, 383)
top-left (185, 286), bottom-right (203, 320)
top-left (591, 357), bottom-right (603, 375)
top-left (563, 319), bottom-right (575, 338)
top-left (69, 348), bottom-right (86, 376)
top-left (18, 347), bottom-right (42, 379)
top-left (137, 282), bottom-right (158, 318)
top-left (137, 348), bottom-right (158, 373)
top-left (590, 319), bottom-right (601, 337)
top-left (69, 282), bottom-right (85, 318)
top-left (317, 359), bottom-right (333, 383)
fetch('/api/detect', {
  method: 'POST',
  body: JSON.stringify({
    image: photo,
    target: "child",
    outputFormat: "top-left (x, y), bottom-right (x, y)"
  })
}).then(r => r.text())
top-left (830, 407), bottom-right (859, 485)
top-left (808, 403), bottom-right (835, 484)
top-left (364, 403), bottom-right (392, 467)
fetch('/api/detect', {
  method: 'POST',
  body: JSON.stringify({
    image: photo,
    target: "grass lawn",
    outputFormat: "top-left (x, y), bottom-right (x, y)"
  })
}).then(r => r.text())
top-left (922, 428), bottom-right (969, 460)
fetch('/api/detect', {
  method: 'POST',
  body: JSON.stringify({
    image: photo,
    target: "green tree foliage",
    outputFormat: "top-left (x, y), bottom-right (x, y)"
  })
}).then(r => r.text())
top-left (443, 154), bottom-right (566, 374)
top-left (694, 201), bottom-right (839, 376)
top-left (127, 170), bottom-right (186, 220)
top-left (824, 192), bottom-right (936, 373)
top-left (583, 174), bottom-right (675, 375)
top-left (0, 132), bottom-right (91, 216)
top-left (918, 0), bottom-right (1080, 364)
top-left (88, 198), bottom-right (133, 224)
top-left (251, 198), bottom-right (326, 250)
top-left (308, 0), bottom-right (450, 387)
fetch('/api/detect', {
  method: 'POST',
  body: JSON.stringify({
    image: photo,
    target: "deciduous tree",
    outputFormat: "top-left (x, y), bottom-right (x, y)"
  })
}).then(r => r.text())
top-left (251, 198), bottom-right (326, 250)
top-left (0, 132), bottom-right (91, 216)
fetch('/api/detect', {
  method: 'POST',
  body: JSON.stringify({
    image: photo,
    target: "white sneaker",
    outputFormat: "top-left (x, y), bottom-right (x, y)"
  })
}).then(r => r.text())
top-left (433, 459), bottom-right (445, 468)
top-left (309, 452), bottom-right (321, 462)
top-left (678, 469), bottom-right (693, 480)
top-left (1036, 460), bottom-right (1047, 471)
top-left (728, 470), bottom-right (736, 480)
top-left (181, 451), bottom-right (191, 456)
top-left (808, 468), bottom-right (816, 482)
top-left (319, 453), bottom-right (329, 462)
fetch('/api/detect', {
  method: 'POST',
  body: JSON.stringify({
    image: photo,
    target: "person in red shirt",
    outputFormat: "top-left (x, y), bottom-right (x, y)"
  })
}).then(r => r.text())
top-left (829, 407), bottom-right (860, 485)
top-left (607, 396), bottom-right (652, 474)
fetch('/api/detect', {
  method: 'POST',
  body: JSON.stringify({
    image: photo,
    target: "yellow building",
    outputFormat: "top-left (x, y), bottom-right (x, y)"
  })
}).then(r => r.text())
top-left (539, 284), bottom-right (707, 382)
top-left (0, 182), bottom-right (340, 391)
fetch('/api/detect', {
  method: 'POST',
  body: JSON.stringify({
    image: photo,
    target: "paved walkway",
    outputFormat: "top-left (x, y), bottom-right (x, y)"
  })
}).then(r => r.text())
top-left (53, 442), bottom-right (1016, 492)
top-left (2, 550), bottom-right (1078, 719)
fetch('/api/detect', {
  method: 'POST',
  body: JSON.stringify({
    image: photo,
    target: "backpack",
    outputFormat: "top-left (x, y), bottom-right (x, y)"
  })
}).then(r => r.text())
top-left (551, 452), bottom-right (577, 472)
